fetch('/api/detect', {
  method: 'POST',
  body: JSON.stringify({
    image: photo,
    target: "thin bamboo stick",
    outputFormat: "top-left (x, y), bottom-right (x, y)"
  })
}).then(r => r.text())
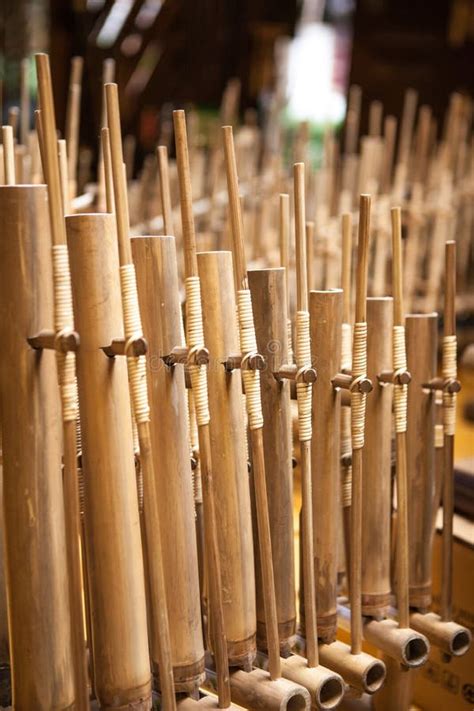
top-left (390, 206), bottom-right (409, 628)
top-left (65, 56), bottom-right (83, 198)
top-left (20, 57), bottom-right (30, 147)
top-left (106, 81), bottom-right (176, 710)
top-left (174, 108), bottom-right (231, 707)
top-left (157, 145), bottom-right (174, 235)
top-left (2, 126), bottom-right (15, 185)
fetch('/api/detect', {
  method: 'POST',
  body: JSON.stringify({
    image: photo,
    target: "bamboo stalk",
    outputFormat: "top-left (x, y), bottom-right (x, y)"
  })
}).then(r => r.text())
top-left (441, 240), bottom-right (456, 622)
top-left (223, 123), bottom-right (281, 681)
top-left (20, 57), bottom-right (30, 147)
top-left (101, 127), bottom-right (114, 213)
top-left (157, 144), bottom-right (174, 235)
top-left (174, 108), bottom-right (231, 707)
top-left (390, 206), bottom-right (409, 628)
top-left (106, 81), bottom-right (176, 710)
top-left (350, 194), bottom-right (371, 655)
top-left (35, 52), bottom-right (89, 711)
top-left (2, 126), bottom-right (15, 185)
top-left (65, 56), bottom-right (83, 197)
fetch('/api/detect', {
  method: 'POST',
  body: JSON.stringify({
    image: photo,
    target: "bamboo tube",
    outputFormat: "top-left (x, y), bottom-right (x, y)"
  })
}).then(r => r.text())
top-left (340, 212), bottom-right (352, 576)
top-left (317, 642), bottom-right (385, 695)
top-left (2, 126), bottom-right (15, 185)
top-left (361, 297), bottom-right (393, 617)
top-left (20, 57), bottom-right (30, 146)
top-left (35, 53), bottom-right (89, 710)
top-left (97, 58), bottom-right (116, 211)
top-left (101, 127), bottom-right (114, 213)
top-left (409, 612), bottom-right (471, 657)
top-left (223, 123), bottom-right (281, 680)
top-left (441, 241), bottom-right (456, 621)
top-left (65, 56), bottom-right (83, 198)
top-left (309, 289), bottom-right (342, 642)
top-left (349, 194), bottom-right (371, 655)
top-left (306, 220), bottom-right (315, 293)
top-left (224, 668), bottom-right (310, 711)
top-left (369, 100), bottom-right (383, 137)
top-left (248, 267), bottom-right (294, 653)
top-left (132, 235), bottom-right (205, 691)
top-left (391, 206), bottom-right (410, 629)
top-left (381, 115), bottom-right (397, 193)
top-left (66, 213), bottom-right (151, 709)
top-left (405, 314), bottom-right (437, 609)
top-left (279, 656), bottom-right (343, 711)
top-left (174, 109), bottom-right (231, 706)
top-left (198, 250), bottom-right (256, 666)
top-left (363, 619), bottom-right (428, 668)
top-left (7, 107), bottom-right (19, 138)
top-left (0, 184), bottom-right (74, 710)
top-left (106, 81), bottom-right (176, 709)
top-left (157, 145), bottom-right (174, 235)
top-left (58, 138), bottom-right (70, 214)
top-left (279, 193), bottom-right (293, 361)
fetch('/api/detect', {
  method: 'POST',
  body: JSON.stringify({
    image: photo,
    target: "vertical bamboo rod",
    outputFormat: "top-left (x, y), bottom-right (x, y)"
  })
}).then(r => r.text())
top-left (223, 123), bottom-right (281, 681)
top-left (391, 206), bottom-right (409, 628)
top-left (294, 161), bottom-right (318, 668)
top-left (35, 53), bottom-right (89, 710)
top-left (279, 192), bottom-right (290, 308)
top-left (20, 58), bottom-right (30, 147)
top-left (106, 81), bottom-right (176, 710)
top-left (132, 235), bottom-right (205, 692)
top-left (342, 213), bottom-right (352, 325)
top-left (65, 56), bottom-right (83, 196)
top-left (157, 145), bottom-right (174, 235)
top-left (406, 314), bottom-right (438, 610)
top-left (397, 88), bottom-right (418, 167)
top-left (101, 127), bottom-right (114, 213)
top-left (2, 126), bottom-right (15, 185)
top-left (441, 241), bottom-right (456, 621)
top-left (248, 268), bottom-right (294, 655)
top-left (0, 185), bottom-right (75, 710)
top-left (305, 221), bottom-right (315, 295)
top-left (174, 109), bottom-right (231, 707)
top-left (97, 59), bottom-right (116, 211)
top-left (350, 194), bottom-right (371, 655)
top-left (58, 139), bottom-right (70, 214)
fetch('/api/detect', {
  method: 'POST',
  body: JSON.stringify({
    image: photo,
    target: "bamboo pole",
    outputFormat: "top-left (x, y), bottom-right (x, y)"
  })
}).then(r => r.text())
top-left (223, 123), bottom-right (281, 680)
top-left (157, 145), bottom-right (174, 235)
top-left (132, 235), bottom-right (205, 692)
top-left (441, 241), bottom-right (456, 621)
top-left (174, 108), bottom-right (231, 707)
top-left (2, 126), bottom-right (15, 185)
top-left (106, 81), bottom-right (176, 710)
top-left (0, 184), bottom-right (75, 710)
top-left (65, 56), bottom-right (83, 198)
top-left (349, 194), bottom-right (371, 655)
top-left (198, 250), bottom-right (256, 666)
top-left (361, 297), bottom-right (392, 617)
top-left (35, 52), bottom-right (89, 710)
top-left (97, 58), bottom-right (116, 211)
top-left (20, 58), bottom-right (30, 147)
top-left (279, 192), bottom-right (293, 362)
top-left (390, 206), bottom-right (409, 628)
top-left (66, 212), bottom-right (151, 709)
top-left (406, 314), bottom-right (438, 609)
top-left (248, 267), bottom-right (294, 653)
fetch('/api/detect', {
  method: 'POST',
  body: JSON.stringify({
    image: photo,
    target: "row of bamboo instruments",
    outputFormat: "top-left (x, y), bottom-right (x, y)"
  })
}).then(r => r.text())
top-left (0, 53), bottom-right (472, 710)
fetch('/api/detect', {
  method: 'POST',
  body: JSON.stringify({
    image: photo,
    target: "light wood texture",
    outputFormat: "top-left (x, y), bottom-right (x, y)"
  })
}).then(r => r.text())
top-left (442, 240), bottom-right (456, 621)
top-left (410, 612), bottom-right (471, 657)
top-left (372, 655), bottom-right (412, 711)
top-left (65, 56), bottom-right (83, 198)
top-left (198, 250), bottom-right (256, 667)
top-left (226, 668), bottom-right (310, 711)
top-left (2, 126), bottom-right (15, 185)
top-left (361, 297), bottom-right (393, 617)
top-left (308, 289), bottom-right (342, 643)
top-left (406, 313), bottom-right (438, 609)
top-left (20, 57), bottom-right (30, 146)
top-left (248, 268), bottom-right (294, 654)
top-left (66, 212), bottom-right (151, 709)
top-left (222, 125), bottom-right (248, 289)
top-left (280, 655), bottom-right (344, 710)
top-left (132, 235), bottom-right (205, 691)
top-left (363, 618), bottom-right (428, 668)
top-left (0, 185), bottom-right (74, 710)
top-left (174, 110), bottom-right (198, 277)
top-left (318, 641), bottom-right (385, 694)
top-left (157, 145), bottom-right (174, 235)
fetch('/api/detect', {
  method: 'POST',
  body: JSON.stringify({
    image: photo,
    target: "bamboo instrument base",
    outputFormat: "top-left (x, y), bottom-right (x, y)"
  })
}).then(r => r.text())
top-left (280, 655), bottom-right (344, 710)
top-left (153, 662), bottom-right (205, 695)
top-left (409, 611), bottom-right (472, 658)
top-left (363, 619), bottom-right (429, 668)
top-left (225, 668), bottom-right (311, 710)
top-left (316, 641), bottom-right (386, 694)
top-left (257, 620), bottom-right (296, 657)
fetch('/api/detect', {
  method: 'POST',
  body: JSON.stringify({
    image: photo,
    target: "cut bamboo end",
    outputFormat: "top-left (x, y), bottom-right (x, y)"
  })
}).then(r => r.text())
top-left (176, 696), bottom-right (241, 710)
top-left (227, 668), bottom-right (311, 711)
top-left (317, 641), bottom-right (386, 694)
top-left (363, 618), bottom-right (429, 668)
top-left (409, 612), bottom-right (471, 658)
top-left (281, 656), bottom-right (344, 710)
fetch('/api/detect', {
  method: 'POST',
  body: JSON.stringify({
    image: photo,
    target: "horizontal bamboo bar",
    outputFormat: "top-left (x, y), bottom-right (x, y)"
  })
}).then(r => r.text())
top-left (363, 618), bottom-right (429, 668)
top-left (409, 612), bottom-right (471, 657)
top-left (317, 641), bottom-right (385, 694)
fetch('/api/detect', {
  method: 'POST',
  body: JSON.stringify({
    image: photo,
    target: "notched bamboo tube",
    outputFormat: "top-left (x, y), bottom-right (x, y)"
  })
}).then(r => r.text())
top-left (197, 249), bottom-right (256, 667)
top-left (363, 619), bottom-right (429, 668)
top-left (226, 668), bottom-right (310, 711)
top-left (308, 289), bottom-right (342, 643)
top-left (0, 184), bottom-right (75, 710)
top-left (405, 313), bottom-right (438, 609)
top-left (280, 656), bottom-right (344, 710)
top-left (66, 212), bottom-right (151, 710)
top-left (317, 642), bottom-right (385, 695)
top-left (361, 297), bottom-right (393, 617)
top-left (177, 695), bottom-right (241, 710)
top-left (409, 612), bottom-right (471, 658)
top-left (248, 267), bottom-right (295, 654)
top-left (132, 234), bottom-right (205, 691)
